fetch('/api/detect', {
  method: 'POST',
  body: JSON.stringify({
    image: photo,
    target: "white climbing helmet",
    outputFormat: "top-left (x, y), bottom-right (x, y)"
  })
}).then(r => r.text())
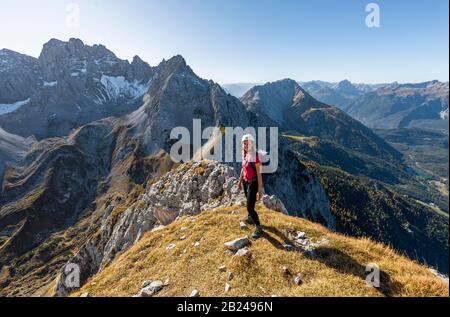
top-left (242, 134), bottom-right (256, 143)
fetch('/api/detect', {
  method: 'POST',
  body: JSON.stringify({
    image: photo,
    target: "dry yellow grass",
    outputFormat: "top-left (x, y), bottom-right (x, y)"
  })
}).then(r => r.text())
top-left (72, 205), bottom-right (449, 297)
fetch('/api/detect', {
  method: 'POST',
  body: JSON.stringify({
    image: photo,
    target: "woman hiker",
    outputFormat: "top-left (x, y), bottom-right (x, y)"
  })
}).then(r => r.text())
top-left (238, 134), bottom-right (264, 239)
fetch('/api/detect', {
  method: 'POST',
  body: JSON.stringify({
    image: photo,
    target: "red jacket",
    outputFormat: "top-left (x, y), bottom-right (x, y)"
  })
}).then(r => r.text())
top-left (242, 153), bottom-right (260, 182)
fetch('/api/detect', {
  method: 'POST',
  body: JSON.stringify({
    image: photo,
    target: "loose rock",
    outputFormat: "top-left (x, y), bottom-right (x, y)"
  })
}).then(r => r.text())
top-left (141, 280), bottom-right (151, 288)
top-left (281, 266), bottom-right (291, 276)
top-left (218, 265), bottom-right (227, 273)
top-left (228, 272), bottom-right (235, 281)
top-left (225, 237), bottom-right (251, 251)
top-left (140, 281), bottom-right (164, 297)
top-left (225, 283), bottom-right (231, 293)
top-left (294, 274), bottom-right (303, 286)
top-left (240, 221), bottom-right (249, 230)
top-left (166, 243), bottom-right (176, 250)
top-left (190, 289), bottom-right (200, 297)
top-left (151, 225), bottom-right (165, 232)
top-left (283, 244), bottom-right (294, 251)
top-left (234, 248), bottom-right (253, 260)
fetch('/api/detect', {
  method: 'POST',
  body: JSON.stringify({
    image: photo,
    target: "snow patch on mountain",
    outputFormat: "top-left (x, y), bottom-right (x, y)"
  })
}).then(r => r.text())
top-left (440, 108), bottom-right (449, 120)
top-left (98, 75), bottom-right (150, 103)
top-left (0, 98), bottom-right (30, 115)
top-left (43, 81), bottom-right (58, 87)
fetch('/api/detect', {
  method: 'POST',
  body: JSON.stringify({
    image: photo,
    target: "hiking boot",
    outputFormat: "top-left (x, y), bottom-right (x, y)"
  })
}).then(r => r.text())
top-left (242, 216), bottom-right (255, 225)
top-left (252, 226), bottom-right (263, 239)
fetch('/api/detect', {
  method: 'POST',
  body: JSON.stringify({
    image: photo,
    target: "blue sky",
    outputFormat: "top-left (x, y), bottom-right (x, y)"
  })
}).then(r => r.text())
top-left (0, 0), bottom-right (448, 84)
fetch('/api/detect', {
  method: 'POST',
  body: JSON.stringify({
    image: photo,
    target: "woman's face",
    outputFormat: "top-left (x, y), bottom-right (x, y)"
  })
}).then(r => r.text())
top-left (243, 140), bottom-right (249, 152)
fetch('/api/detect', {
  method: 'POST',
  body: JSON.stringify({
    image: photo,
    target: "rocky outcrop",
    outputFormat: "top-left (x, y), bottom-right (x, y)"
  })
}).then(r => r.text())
top-left (54, 161), bottom-right (237, 296)
top-left (0, 49), bottom-right (40, 104)
top-left (264, 142), bottom-right (336, 229)
top-left (0, 128), bottom-right (35, 180)
top-left (0, 119), bottom-right (116, 264)
top-left (54, 159), bottom-right (331, 296)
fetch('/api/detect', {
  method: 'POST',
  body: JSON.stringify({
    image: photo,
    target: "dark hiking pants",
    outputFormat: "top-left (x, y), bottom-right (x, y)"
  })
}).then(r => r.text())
top-left (243, 179), bottom-right (261, 226)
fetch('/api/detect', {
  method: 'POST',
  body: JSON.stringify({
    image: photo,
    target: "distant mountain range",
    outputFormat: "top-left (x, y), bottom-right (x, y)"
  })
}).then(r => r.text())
top-left (224, 80), bottom-right (385, 103)
top-left (0, 39), bottom-right (448, 296)
top-left (345, 81), bottom-right (449, 130)
top-left (225, 80), bottom-right (449, 131)
top-left (222, 83), bottom-right (260, 99)
top-left (299, 80), bottom-right (388, 109)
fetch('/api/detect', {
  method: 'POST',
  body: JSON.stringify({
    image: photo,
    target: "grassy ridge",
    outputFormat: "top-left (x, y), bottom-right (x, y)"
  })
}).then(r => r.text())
top-left (71, 205), bottom-right (448, 297)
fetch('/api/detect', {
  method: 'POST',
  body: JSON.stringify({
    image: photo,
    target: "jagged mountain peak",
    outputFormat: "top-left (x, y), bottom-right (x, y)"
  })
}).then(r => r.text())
top-left (0, 39), bottom-right (157, 139)
top-left (0, 48), bottom-right (27, 57)
top-left (155, 54), bottom-right (191, 78)
top-left (256, 78), bottom-right (302, 91)
top-left (0, 48), bottom-right (37, 63)
top-left (331, 80), bottom-right (361, 97)
top-left (241, 77), bottom-right (402, 160)
top-left (131, 55), bottom-right (145, 64)
top-left (241, 78), bottom-right (319, 125)
top-left (38, 38), bottom-right (119, 72)
top-left (242, 79), bottom-right (305, 106)
top-left (335, 79), bottom-right (353, 88)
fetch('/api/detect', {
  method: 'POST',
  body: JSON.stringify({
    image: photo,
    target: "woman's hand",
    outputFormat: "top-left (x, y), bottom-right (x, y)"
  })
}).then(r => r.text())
top-left (237, 181), bottom-right (243, 191)
top-left (256, 189), bottom-right (263, 201)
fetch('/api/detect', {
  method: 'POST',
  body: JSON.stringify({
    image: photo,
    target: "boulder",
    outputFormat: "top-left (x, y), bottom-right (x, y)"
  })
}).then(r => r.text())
top-left (139, 281), bottom-right (164, 297)
top-left (234, 248), bottom-right (253, 260)
top-left (262, 195), bottom-right (288, 214)
top-left (225, 237), bottom-right (251, 251)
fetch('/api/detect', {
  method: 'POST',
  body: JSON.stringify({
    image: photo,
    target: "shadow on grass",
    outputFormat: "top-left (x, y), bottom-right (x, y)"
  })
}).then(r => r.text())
top-left (312, 247), bottom-right (404, 297)
top-left (260, 225), bottom-right (289, 251)
top-left (261, 225), bottom-right (403, 297)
